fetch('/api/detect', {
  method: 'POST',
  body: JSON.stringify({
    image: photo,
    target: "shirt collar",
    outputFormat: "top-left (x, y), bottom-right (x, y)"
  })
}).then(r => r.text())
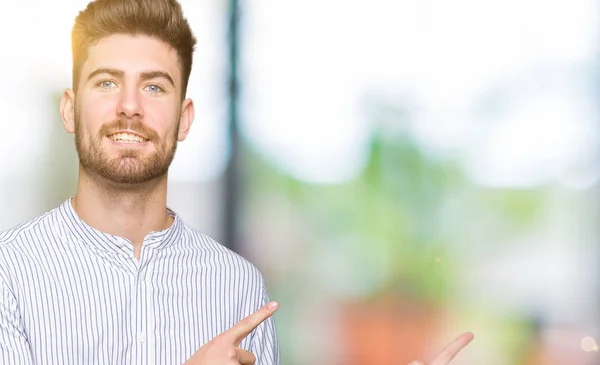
top-left (58, 197), bottom-right (183, 255)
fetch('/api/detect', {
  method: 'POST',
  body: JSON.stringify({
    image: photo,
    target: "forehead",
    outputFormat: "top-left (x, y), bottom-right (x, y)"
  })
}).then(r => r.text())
top-left (81, 34), bottom-right (181, 84)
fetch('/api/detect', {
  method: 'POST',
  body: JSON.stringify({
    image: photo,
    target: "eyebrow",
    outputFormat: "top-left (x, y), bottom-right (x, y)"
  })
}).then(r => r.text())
top-left (86, 68), bottom-right (175, 87)
top-left (140, 71), bottom-right (175, 87)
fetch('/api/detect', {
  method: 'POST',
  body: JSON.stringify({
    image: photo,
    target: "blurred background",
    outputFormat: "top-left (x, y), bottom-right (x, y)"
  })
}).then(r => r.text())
top-left (1, 0), bottom-right (599, 364)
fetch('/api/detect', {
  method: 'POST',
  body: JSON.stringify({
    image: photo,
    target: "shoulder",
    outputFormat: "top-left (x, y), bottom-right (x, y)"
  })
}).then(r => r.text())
top-left (0, 206), bottom-right (63, 287)
top-left (180, 223), bottom-right (265, 280)
top-left (0, 208), bottom-right (59, 249)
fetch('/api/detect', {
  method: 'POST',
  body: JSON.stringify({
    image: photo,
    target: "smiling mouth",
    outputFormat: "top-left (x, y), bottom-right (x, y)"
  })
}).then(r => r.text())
top-left (107, 132), bottom-right (149, 144)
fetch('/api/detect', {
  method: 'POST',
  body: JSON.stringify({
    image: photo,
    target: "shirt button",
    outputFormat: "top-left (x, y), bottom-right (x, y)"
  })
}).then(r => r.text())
top-left (137, 333), bottom-right (146, 343)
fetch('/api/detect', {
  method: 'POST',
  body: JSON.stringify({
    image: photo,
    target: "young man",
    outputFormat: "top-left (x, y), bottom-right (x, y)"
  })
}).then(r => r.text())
top-left (0, 0), bottom-right (279, 364)
top-left (0, 0), bottom-right (473, 364)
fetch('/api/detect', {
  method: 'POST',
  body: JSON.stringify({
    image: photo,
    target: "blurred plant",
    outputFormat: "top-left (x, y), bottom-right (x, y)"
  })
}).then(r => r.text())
top-left (243, 101), bottom-right (549, 306)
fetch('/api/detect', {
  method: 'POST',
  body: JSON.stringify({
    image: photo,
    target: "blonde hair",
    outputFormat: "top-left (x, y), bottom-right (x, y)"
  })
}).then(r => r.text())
top-left (71, 0), bottom-right (197, 98)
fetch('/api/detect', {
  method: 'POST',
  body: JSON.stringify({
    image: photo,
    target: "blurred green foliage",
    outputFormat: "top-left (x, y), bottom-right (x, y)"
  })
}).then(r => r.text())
top-left (244, 120), bottom-right (549, 306)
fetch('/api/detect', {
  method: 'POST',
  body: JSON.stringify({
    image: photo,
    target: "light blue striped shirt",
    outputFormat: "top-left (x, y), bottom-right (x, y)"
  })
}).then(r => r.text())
top-left (0, 198), bottom-right (279, 364)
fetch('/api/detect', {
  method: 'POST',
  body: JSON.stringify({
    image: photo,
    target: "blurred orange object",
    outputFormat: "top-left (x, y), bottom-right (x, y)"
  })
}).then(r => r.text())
top-left (338, 295), bottom-right (441, 365)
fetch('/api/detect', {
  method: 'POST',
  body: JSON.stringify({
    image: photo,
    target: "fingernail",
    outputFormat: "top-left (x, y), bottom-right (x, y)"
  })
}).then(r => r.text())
top-left (267, 301), bottom-right (278, 310)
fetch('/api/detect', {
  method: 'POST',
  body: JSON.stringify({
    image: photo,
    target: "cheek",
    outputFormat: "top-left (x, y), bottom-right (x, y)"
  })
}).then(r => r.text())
top-left (85, 94), bottom-right (118, 119)
top-left (78, 95), bottom-right (117, 130)
top-left (142, 103), bottom-right (180, 138)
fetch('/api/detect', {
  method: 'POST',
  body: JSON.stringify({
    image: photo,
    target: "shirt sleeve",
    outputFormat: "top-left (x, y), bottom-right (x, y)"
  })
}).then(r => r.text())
top-left (250, 283), bottom-right (280, 365)
top-left (0, 273), bottom-right (34, 364)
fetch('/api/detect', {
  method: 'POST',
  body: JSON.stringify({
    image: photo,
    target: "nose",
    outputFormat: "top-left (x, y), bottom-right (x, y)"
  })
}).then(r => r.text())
top-left (116, 84), bottom-right (144, 119)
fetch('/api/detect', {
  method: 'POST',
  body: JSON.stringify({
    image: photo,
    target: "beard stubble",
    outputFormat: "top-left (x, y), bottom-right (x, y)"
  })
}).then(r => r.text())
top-left (74, 111), bottom-right (179, 185)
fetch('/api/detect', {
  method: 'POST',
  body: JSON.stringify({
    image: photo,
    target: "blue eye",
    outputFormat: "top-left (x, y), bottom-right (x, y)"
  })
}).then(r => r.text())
top-left (146, 84), bottom-right (164, 94)
top-left (99, 80), bottom-right (116, 89)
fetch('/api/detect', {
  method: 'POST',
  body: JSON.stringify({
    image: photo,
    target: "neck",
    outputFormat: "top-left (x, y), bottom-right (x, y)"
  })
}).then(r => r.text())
top-left (71, 164), bottom-right (173, 256)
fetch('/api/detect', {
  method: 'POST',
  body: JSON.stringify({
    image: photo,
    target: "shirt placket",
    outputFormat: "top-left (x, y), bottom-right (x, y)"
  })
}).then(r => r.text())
top-left (134, 244), bottom-right (156, 365)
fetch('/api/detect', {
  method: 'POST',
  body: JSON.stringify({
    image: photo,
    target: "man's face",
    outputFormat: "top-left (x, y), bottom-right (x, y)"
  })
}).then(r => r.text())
top-left (70, 34), bottom-right (190, 185)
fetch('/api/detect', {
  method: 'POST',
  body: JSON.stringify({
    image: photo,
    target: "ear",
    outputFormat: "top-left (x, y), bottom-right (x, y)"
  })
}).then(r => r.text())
top-left (177, 98), bottom-right (195, 141)
top-left (60, 89), bottom-right (76, 134)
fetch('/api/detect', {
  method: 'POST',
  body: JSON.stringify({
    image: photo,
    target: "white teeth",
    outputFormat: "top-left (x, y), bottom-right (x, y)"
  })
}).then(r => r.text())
top-left (108, 133), bottom-right (146, 143)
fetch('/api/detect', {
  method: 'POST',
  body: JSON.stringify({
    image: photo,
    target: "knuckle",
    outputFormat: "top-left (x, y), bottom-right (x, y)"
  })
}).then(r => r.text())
top-left (442, 347), bottom-right (455, 356)
top-left (241, 316), bottom-right (255, 328)
top-left (226, 347), bottom-right (237, 359)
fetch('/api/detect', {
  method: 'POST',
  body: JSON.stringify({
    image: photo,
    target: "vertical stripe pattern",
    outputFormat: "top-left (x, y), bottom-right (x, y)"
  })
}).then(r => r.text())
top-left (0, 198), bottom-right (279, 365)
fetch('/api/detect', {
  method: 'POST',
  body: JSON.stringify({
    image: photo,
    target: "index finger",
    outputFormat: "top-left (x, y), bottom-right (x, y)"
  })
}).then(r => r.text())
top-left (428, 332), bottom-right (474, 365)
top-left (222, 301), bottom-right (279, 345)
